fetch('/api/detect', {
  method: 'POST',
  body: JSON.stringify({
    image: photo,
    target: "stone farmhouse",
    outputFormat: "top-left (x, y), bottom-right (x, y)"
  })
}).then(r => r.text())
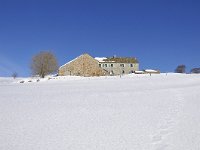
top-left (95, 56), bottom-right (139, 75)
top-left (59, 53), bottom-right (139, 76)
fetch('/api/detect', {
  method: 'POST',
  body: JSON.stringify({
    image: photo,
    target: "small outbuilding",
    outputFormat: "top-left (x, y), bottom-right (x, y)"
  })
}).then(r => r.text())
top-left (144, 69), bottom-right (160, 74)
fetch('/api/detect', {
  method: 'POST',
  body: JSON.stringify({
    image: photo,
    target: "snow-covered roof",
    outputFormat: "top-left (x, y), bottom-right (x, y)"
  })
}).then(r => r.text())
top-left (145, 69), bottom-right (159, 73)
top-left (95, 57), bottom-right (138, 63)
top-left (94, 57), bottom-right (107, 62)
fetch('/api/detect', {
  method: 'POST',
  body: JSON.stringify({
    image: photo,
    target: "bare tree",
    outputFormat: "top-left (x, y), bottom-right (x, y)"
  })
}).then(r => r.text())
top-left (31, 51), bottom-right (58, 78)
top-left (175, 65), bottom-right (186, 73)
top-left (11, 72), bottom-right (18, 79)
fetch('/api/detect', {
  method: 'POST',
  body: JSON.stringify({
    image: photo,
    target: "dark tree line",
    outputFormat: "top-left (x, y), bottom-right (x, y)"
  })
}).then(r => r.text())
top-left (175, 65), bottom-right (200, 74)
top-left (190, 68), bottom-right (200, 74)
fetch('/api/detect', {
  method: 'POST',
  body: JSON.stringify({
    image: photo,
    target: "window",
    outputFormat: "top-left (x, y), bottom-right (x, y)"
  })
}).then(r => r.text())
top-left (122, 70), bottom-right (125, 74)
top-left (130, 64), bottom-right (133, 67)
top-left (120, 64), bottom-right (124, 67)
top-left (110, 64), bottom-right (113, 67)
top-left (105, 64), bottom-right (107, 67)
top-left (99, 64), bottom-right (101, 67)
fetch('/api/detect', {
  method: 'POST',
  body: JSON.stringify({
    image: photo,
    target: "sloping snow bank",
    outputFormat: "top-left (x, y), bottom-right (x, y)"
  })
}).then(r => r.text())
top-left (0, 73), bottom-right (200, 150)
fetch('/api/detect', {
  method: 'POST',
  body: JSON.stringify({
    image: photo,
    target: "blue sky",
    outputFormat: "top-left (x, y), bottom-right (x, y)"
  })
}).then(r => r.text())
top-left (0, 0), bottom-right (200, 77)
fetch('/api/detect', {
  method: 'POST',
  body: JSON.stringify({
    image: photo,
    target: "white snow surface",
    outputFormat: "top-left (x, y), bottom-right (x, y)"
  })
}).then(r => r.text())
top-left (0, 74), bottom-right (200, 150)
top-left (145, 69), bottom-right (159, 73)
top-left (135, 70), bottom-right (145, 74)
top-left (94, 57), bottom-right (107, 62)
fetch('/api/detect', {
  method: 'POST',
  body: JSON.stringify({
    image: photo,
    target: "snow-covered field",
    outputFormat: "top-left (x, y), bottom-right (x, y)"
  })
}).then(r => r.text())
top-left (0, 73), bottom-right (200, 150)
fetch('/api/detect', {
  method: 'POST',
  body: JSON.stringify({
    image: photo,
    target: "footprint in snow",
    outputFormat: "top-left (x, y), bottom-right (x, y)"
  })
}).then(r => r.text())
top-left (152, 135), bottom-right (162, 143)
top-left (155, 144), bottom-right (168, 150)
top-left (159, 129), bottom-right (171, 136)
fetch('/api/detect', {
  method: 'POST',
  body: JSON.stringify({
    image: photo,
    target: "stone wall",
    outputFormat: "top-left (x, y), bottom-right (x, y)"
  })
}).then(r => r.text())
top-left (59, 54), bottom-right (108, 76)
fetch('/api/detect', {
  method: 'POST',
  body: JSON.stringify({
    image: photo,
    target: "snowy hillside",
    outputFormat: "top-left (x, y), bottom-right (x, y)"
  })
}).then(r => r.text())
top-left (0, 74), bottom-right (200, 150)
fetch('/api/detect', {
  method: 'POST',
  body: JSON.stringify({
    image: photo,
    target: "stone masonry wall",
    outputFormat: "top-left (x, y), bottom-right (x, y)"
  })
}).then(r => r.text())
top-left (59, 54), bottom-right (108, 76)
